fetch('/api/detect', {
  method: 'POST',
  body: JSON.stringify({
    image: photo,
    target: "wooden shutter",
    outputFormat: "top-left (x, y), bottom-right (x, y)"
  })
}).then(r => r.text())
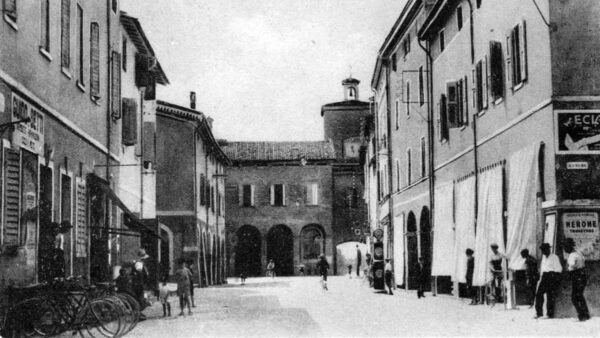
top-left (457, 79), bottom-right (463, 125)
top-left (200, 174), bottom-right (206, 206)
top-left (471, 68), bottom-right (478, 109)
top-left (489, 41), bottom-right (503, 100)
top-left (439, 94), bottom-right (449, 141)
top-left (75, 178), bottom-right (87, 257)
top-left (447, 82), bottom-right (458, 128)
top-left (90, 22), bottom-right (100, 98)
top-left (306, 183), bottom-right (313, 205)
top-left (506, 32), bottom-right (513, 90)
top-left (519, 20), bottom-right (528, 82)
top-left (111, 52), bottom-right (121, 120)
top-left (270, 185), bottom-right (275, 205)
top-left (312, 183), bottom-right (318, 205)
top-left (121, 98), bottom-right (137, 146)
top-left (482, 56), bottom-right (489, 109)
top-left (61, 0), bottom-right (71, 68)
top-left (463, 75), bottom-right (469, 125)
top-left (3, 149), bottom-right (20, 246)
top-left (142, 121), bottom-right (155, 164)
top-left (4, 0), bottom-right (16, 21)
top-left (242, 185), bottom-right (252, 207)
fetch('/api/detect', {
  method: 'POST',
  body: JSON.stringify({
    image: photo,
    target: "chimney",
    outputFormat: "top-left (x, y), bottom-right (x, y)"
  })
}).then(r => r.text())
top-left (207, 116), bottom-right (214, 128)
top-left (190, 91), bottom-right (196, 110)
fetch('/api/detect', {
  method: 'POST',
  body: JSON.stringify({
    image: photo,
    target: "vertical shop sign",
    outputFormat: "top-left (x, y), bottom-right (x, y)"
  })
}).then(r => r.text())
top-left (11, 93), bottom-right (44, 154)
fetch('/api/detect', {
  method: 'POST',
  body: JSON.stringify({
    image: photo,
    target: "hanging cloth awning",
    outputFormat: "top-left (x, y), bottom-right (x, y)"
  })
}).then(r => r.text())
top-left (452, 176), bottom-right (475, 283)
top-left (431, 182), bottom-right (455, 276)
top-left (87, 174), bottom-right (163, 241)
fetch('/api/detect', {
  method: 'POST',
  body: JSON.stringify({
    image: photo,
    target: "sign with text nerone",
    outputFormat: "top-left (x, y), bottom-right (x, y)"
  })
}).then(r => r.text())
top-left (562, 212), bottom-right (600, 260)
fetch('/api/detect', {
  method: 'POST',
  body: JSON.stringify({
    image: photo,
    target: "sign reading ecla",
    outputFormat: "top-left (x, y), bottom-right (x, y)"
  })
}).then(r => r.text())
top-left (11, 93), bottom-right (44, 154)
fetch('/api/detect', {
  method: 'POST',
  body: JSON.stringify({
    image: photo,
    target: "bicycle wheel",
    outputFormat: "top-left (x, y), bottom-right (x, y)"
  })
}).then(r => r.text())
top-left (77, 298), bottom-right (122, 338)
top-left (105, 295), bottom-right (132, 336)
top-left (7, 297), bottom-right (57, 337)
top-left (115, 293), bottom-right (140, 333)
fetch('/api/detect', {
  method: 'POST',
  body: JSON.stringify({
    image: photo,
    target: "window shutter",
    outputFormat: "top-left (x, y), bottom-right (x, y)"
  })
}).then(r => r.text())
top-left (482, 56), bottom-right (489, 109)
top-left (506, 33), bottom-right (513, 90)
top-left (250, 185), bottom-right (255, 206)
top-left (142, 121), bottom-right (155, 164)
top-left (457, 79), bottom-right (464, 125)
top-left (90, 22), bottom-right (100, 98)
top-left (463, 75), bottom-right (469, 125)
top-left (270, 185), bottom-right (274, 205)
top-left (489, 41), bottom-right (504, 100)
top-left (111, 52), bottom-right (121, 120)
top-left (519, 20), bottom-right (527, 82)
top-left (75, 178), bottom-right (87, 258)
top-left (200, 174), bottom-right (206, 206)
top-left (61, 0), bottom-right (71, 68)
top-left (3, 149), bottom-right (20, 246)
top-left (121, 98), bottom-right (137, 146)
top-left (305, 183), bottom-right (312, 205)
top-left (471, 68), bottom-right (477, 110)
top-left (282, 184), bottom-right (286, 206)
top-left (439, 94), bottom-right (449, 141)
top-left (4, 0), bottom-right (16, 20)
top-left (313, 184), bottom-right (318, 205)
top-left (446, 82), bottom-right (458, 128)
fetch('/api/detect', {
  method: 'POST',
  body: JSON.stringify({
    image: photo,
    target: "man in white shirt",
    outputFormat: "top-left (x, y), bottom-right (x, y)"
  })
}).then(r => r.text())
top-left (535, 243), bottom-right (562, 319)
top-left (564, 238), bottom-right (590, 321)
top-left (384, 259), bottom-right (393, 295)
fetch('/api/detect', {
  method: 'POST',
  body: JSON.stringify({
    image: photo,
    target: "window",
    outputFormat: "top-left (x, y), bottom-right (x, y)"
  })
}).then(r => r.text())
top-left (395, 159), bottom-right (400, 191)
top-left (447, 79), bottom-right (468, 128)
top-left (270, 184), bottom-right (285, 206)
top-left (420, 137), bottom-right (426, 177)
top-left (121, 98), bottom-right (137, 146)
top-left (90, 22), bottom-right (101, 99)
top-left (403, 34), bottom-right (411, 57)
top-left (346, 188), bottom-right (358, 208)
top-left (439, 94), bottom-right (449, 141)
top-left (60, 173), bottom-right (72, 230)
top-left (395, 99), bottom-right (399, 130)
top-left (41, 0), bottom-right (50, 52)
top-left (476, 0), bottom-right (482, 8)
top-left (306, 183), bottom-right (318, 205)
top-left (489, 41), bottom-right (504, 100)
top-left (472, 58), bottom-right (488, 112)
top-left (419, 66), bottom-right (424, 106)
top-left (76, 5), bottom-right (84, 85)
top-left (242, 184), bottom-right (254, 207)
top-left (122, 37), bottom-right (127, 71)
top-left (392, 53), bottom-right (397, 72)
top-left (507, 21), bottom-right (528, 89)
top-left (4, 0), bottom-right (17, 23)
top-left (61, 0), bottom-right (71, 69)
top-left (405, 82), bottom-right (410, 116)
top-left (439, 30), bottom-right (445, 52)
top-left (200, 174), bottom-right (206, 205)
top-left (75, 177), bottom-right (87, 257)
top-left (406, 148), bottom-right (412, 186)
top-left (457, 6), bottom-right (463, 31)
top-left (112, 0), bottom-right (117, 13)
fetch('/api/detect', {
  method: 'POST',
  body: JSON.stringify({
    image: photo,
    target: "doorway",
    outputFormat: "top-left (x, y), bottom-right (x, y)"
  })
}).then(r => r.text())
top-left (235, 225), bottom-right (262, 276)
top-left (406, 211), bottom-right (418, 289)
top-left (267, 224), bottom-right (294, 276)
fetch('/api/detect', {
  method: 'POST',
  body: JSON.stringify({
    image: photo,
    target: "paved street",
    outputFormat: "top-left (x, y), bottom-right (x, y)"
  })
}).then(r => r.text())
top-left (128, 276), bottom-right (600, 337)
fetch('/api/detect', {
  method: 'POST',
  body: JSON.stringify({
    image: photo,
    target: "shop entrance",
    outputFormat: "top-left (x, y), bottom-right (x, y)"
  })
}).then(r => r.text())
top-left (420, 207), bottom-right (432, 291)
top-left (267, 224), bottom-right (294, 276)
top-left (38, 165), bottom-right (54, 283)
top-left (299, 224), bottom-right (325, 275)
top-left (235, 225), bottom-right (262, 276)
top-left (406, 211), bottom-right (418, 289)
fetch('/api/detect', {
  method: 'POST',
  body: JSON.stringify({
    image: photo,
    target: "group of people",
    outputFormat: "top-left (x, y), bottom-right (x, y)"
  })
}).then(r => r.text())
top-left (464, 238), bottom-right (590, 321)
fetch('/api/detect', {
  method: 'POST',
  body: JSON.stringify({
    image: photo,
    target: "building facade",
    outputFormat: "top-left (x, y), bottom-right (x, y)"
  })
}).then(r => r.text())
top-left (223, 141), bottom-right (336, 277)
top-left (156, 100), bottom-right (229, 286)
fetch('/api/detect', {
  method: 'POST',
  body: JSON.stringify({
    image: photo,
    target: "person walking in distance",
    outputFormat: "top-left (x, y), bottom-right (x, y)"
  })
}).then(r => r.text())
top-left (535, 243), bottom-right (562, 319)
top-left (186, 259), bottom-right (196, 307)
top-left (384, 259), bottom-right (394, 295)
top-left (356, 245), bottom-right (362, 277)
top-left (415, 257), bottom-right (426, 298)
top-left (521, 249), bottom-right (539, 307)
top-left (466, 249), bottom-right (476, 305)
top-left (564, 238), bottom-right (590, 321)
top-left (175, 258), bottom-right (193, 316)
top-left (316, 254), bottom-right (329, 290)
top-left (266, 259), bottom-right (275, 279)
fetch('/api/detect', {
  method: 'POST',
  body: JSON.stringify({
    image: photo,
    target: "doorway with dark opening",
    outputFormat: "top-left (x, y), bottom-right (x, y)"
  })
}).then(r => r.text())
top-left (267, 224), bottom-right (294, 276)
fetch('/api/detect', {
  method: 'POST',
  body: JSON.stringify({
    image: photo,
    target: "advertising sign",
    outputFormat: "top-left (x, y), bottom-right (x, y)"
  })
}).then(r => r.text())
top-left (557, 111), bottom-right (600, 153)
top-left (11, 93), bottom-right (44, 154)
top-left (562, 212), bottom-right (600, 260)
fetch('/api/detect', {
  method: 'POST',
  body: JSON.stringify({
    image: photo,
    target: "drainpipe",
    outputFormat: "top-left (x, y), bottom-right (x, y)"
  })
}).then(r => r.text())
top-left (465, 0), bottom-right (478, 238)
top-left (466, 0), bottom-right (475, 64)
top-left (417, 25), bottom-right (435, 296)
top-left (384, 60), bottom-right (395, 288)
top-left (102, 0), bottom-right (112, 282)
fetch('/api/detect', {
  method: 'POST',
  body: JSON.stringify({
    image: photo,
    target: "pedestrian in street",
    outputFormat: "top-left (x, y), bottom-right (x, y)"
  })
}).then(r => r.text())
top-left (186, 259), bottom-right (196, 307)
top-left (466, 248), bottom-right (476, 305)
top-left (316, 254), bottom-right (329, 290)
top-left (175, 258), bottom-right (193, 316)
top-left (415, 257), bottom-right (426, 298)
top-left (240, 269), bottom-right (247, 285)
top-left (535, 243), bottom-right (562, 319)
top-left (347, 264), bottom-right (353, 279)
top-left (159, 278), bottom-right (172, 317)
top-left (384, 259), bottom-right (393, 295)
top-left (130, 264), bottom-right (147, 320)
top-left (520, 249), bottom-right (538, 307)
top-left (365, 253), bottom-right (373, 287)
top-left (115, 267), bottom-right (134, 296)
top-left (267, 259), bottom-right (275, 279)
top-left (356, 245), bottom-right (362, 277)
top-left (564, 238), bottom-right (590, 321)
top-left (489, 243), bottom-right (504, 302)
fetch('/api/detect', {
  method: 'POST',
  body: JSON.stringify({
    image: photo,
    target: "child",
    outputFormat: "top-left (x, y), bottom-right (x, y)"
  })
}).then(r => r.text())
top-left (158, 279), bottom-right (172, 317)
top-left (175, 258), bottom-right (193, 316)
top-left (115, 268), bottom-right (133, 296)
top-left (240, 270), bottom-right (247, 285)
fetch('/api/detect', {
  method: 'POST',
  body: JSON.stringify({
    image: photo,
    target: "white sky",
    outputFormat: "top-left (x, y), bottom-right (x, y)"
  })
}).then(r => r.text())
top-left (122, 0), bottom-right (407, 141)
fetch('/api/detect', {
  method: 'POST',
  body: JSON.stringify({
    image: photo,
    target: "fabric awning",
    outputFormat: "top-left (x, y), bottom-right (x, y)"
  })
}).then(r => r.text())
top-left (452, 176), bottom-right (475, 283)
top-left (431, 182), bottom-right (455, 276)
top-left (88, 174), bottom-right (163, 241)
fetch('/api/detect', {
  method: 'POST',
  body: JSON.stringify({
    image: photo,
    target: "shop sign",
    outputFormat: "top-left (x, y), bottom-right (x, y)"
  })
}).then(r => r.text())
top-left (556, 111), bottom-right (600, 153)
top-left (566, 162), bottom-right (589, 170)
top-left (563, 212), bottom-right (600, 260)
top-left (11, 93), bottom-right (44, 154)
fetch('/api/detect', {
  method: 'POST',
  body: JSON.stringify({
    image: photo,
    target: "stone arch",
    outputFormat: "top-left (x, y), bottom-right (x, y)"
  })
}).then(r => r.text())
top-left (299, 224), bottom-right (326, 276)
top-left (159, 223), bottom-right (174, 278)
top-left (267, 224), bottom-right (294, 276)
top-left (406, 211), bottom-right (418, 289)
top-left (235, 225), bottom-right (262, 276)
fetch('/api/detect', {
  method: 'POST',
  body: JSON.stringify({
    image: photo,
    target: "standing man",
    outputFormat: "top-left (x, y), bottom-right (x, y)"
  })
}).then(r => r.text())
top-left (489, 243), bottom-right (504, 302)
top-left (415, 257), bottom-right (426, 298)
top-left (466, 249), bottom-right (476, 305)
top-left (356, 245), bottom-right (362, 277)
top-left (316, 254), bottom-right (330, 290)
top-left (384, 259), bottom-right (393, 295)
top-left (520, 249), bottom-right (538, 307)
top-left (564, 238), bottom-right (590, 321)
top-left (535, 243), bottom-right (562, 319)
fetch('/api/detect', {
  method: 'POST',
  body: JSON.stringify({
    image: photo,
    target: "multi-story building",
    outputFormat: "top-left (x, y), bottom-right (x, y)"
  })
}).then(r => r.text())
top-left (370, 0), bottom-right (433, 291)
top-left (156, 100), bottom-right (230, 286)
top-left (223, 141), bottom-right (336, 277)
